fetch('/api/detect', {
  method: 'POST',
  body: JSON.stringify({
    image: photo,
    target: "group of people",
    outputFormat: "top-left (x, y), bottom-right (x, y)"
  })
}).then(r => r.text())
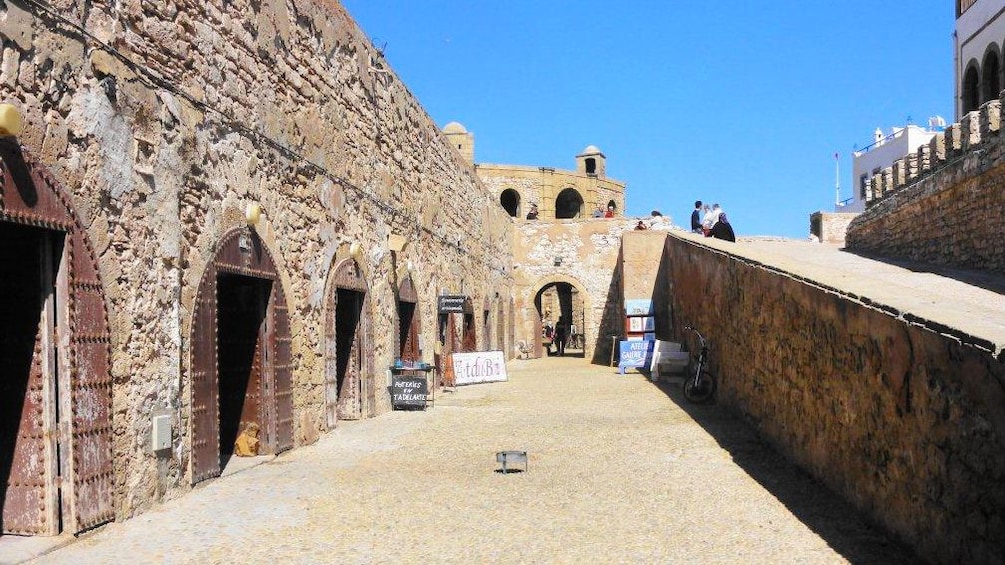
top-left (593, 204), bottom-right (616, 218)
top-left (690, 200), bottom-right (735, 242)
top-left (542, 318), bottom-right (577, 356)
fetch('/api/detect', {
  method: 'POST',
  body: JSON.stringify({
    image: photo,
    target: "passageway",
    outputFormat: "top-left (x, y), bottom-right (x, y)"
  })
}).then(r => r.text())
top-left (21, 356), bottom-right (915, 564)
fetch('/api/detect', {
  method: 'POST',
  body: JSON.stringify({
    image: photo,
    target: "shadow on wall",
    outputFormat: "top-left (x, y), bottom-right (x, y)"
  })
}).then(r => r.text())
top-left (652, 380), bottom-right (918, 563)
top-left (591, 245), bottom-right (624, 365)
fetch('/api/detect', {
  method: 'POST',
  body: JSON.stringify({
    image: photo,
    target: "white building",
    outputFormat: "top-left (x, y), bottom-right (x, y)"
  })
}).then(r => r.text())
top-left (844, 125), bottom-right (938, 213)
top-left (955, 0), bottom-right (1005, 119)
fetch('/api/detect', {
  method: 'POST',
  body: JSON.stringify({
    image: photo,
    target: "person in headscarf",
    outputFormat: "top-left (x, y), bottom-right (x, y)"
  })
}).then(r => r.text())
top-left (707, 212), bottom-right (736, 242)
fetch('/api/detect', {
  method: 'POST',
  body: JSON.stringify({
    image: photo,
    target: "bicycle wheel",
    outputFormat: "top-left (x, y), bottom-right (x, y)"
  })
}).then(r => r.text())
top-left (683, 370), bottom-right (716, 403)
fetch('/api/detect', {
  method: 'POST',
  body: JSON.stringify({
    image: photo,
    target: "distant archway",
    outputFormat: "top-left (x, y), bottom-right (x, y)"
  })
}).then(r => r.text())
top-left (982, 47), bottom-right (1001, 104)
top-left (500, 189), bottom-right (521, 218)
top-left (529, 275), bottom-right (592, 359)
top-left (555, 188), bottom-right (584, 219)
top-left (963, 61), bottom-right (981, 114)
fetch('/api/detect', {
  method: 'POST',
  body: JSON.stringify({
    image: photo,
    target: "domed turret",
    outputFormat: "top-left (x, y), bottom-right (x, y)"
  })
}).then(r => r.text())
top-left (443, 122), bottom-right (475, 163)
top-left (576, 145), bottom-right (606, 177)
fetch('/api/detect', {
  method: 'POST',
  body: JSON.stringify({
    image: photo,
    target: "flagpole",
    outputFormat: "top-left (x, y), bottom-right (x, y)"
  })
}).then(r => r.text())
top-left (834, 152), bottom-right (840, 207)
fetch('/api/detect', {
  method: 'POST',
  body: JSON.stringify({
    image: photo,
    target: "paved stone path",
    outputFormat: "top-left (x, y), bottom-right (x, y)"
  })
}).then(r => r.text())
top-left (10, 356), bottom-right (913, 564)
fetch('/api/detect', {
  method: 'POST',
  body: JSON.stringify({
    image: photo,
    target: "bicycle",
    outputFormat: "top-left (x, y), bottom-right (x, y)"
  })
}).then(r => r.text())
top-left (683, 325), bottom-right (716, 403)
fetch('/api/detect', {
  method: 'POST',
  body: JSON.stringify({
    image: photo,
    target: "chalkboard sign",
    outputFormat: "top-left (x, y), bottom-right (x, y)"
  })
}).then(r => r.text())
top-left (391, 374), bottom-right (428, 409)
top-left (618, 340), bottom-right (654, 374)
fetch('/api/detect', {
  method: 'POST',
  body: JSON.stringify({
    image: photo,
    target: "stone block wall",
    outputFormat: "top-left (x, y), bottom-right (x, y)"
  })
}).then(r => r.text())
top-left (1, 0), bottom-right (513, 519)
top-left (478, 163), bottom-right (626, 220)
top-left (513, 218), bottom-right (656, 363)
top-left (809, 211), bottom-right (858, 246)
top-left (847, 98), bottom-right (1005, 272)
top-left (664, 234), bottom-right (1005, 564)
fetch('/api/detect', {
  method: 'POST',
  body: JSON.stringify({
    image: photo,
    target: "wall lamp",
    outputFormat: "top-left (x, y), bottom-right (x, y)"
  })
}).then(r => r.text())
top-left (0, 104), bottom-right (22, 137)
top-left (245, 203), bottom-right (262, 228)
top-left (553, 256), bottom-right (563, 266)
top-left (349, 241), bottom-right (363, 259)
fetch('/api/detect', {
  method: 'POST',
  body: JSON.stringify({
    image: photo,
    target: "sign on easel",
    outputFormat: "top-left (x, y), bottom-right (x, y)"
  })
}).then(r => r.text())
top-left (451, 351), bottom-right (507, 385)
top-left (391, 374), bottom-right (428, 410)
top-left (618, 340), bottom-right (654, 374)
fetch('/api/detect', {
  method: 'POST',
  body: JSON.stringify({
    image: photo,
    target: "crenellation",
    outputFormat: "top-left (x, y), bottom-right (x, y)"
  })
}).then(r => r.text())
top-left (930, 131), bottom-right (946, 163)
top-left (917, 143), bottom-right (931, 173)
top-left (905, 151), bottom-right (919, 182)
top-left (961, 110), bottom-right (981, 150)
top-left (980, 99), bottom-right (1001, 137)
top-left (891, 158), bottom-right (906, 190)
top-left (880, 167), bottom-right (892, 199)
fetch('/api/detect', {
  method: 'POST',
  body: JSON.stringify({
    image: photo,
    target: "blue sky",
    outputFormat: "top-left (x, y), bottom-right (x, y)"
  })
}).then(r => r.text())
top-left (342, 1), bottom-right (954, 238)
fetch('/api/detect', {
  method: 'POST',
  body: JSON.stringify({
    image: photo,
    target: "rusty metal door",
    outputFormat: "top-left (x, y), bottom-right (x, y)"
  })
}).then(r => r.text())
top-left (326, 259), bottom-right (370, 423)
top-left (269, 284), bottom-right (293, 453)
top-left (191, 229), bottom-right (292, 482)
top-left (462, 313), bottom-right (476, 352)
top-left (1, 142), bottom-right (114, 535)
top-left (190, 266), bottom-right (220, 483)
top-left (397, 276), bottom-right (420, 362)
top-left (0, 226), bottom-right (58, 535)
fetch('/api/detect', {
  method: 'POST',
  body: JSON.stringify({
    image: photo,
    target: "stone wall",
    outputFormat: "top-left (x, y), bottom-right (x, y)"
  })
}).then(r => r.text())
top-left (1, 0), bottom-right (513, 520)
top-left (664, 234), bottom-right (1005, 564)
top-left (478, 163), bottom-right (626, 220)
top-left (809, 211), bottom-right (858, 246)
top-left (847, 98), bottom-right (1005, 273)
top-left (512, 218), bottom-right (667, 363)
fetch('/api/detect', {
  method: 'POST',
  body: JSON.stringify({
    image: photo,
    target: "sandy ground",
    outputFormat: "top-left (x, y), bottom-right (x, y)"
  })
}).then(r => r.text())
top-left (10, 356), bottom-right (915, 564)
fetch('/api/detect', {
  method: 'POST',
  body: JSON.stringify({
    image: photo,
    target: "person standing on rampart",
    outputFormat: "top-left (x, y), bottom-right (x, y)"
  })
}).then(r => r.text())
top-left (690, 200), bottom-right (703, 233)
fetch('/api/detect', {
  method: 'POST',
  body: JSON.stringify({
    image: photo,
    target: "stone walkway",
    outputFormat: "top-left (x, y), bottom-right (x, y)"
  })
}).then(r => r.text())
top-left (8, 356), bottom-right (914, 564)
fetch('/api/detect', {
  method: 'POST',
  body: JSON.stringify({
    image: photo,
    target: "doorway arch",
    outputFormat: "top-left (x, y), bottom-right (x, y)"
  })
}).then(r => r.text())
top-left (530, 275), bottom-right (592, 359)
top-left (500, 189), bottom-right (521, 218)
top-left (323, 257), bottom-right (373, 427)
top-left (0, 141), bottom-right (114, 535)
top-left (396, 273), bottom-right (421, 363)
top-left (189, 228), bottom-right (294, 484)
top-left (555, 188), bottom-right (584, 219)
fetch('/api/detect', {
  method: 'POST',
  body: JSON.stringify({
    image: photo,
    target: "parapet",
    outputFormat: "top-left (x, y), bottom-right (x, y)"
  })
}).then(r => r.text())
top-left (863, 96), bottom-right (1003, 208)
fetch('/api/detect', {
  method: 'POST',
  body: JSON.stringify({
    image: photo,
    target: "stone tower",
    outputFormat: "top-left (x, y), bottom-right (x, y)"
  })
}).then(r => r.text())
top-left (576, 145), bottom-right (606, 178)
top-left (443, 122), bottom-right (475, 164)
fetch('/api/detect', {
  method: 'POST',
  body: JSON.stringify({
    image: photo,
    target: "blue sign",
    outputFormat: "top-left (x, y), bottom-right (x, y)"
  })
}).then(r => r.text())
top-left (618, 340), bottom-right (654, 374)
top-left (624, 299), bottom-right (654, 316)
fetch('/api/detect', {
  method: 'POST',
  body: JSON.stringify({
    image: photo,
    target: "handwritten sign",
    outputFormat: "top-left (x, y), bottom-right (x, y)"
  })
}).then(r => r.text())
top-left (451, 351), bottom-right (507, 385)
top-left (391, 375), bottom-right (428, 409)
top-left (618, 340), bottom-right (654, 374)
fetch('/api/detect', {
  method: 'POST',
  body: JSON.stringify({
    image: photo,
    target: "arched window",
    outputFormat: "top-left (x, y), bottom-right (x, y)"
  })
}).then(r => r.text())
top-left (963, 63), bottom-right (981, 114)
top-left (555, 188), bottom-right (584, 219)
top-left (607, 200), bottom-right (618, 212)
top-left (983, 48), bottom-right (1001, 104)
top-left (500, 189), bottom-right (520, 217)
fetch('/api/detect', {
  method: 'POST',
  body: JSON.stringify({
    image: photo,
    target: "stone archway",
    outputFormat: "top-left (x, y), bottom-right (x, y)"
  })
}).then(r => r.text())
top-left (323, 257), bottom-right (373, 427)
top-left (189, 228), bottom-right (294, 484)
top-left (555, 187), bottom-right (584, 219)
top-left (0, 141), bottom-right (114, 534)
top-left (528, 275), bottom-right (593, 359)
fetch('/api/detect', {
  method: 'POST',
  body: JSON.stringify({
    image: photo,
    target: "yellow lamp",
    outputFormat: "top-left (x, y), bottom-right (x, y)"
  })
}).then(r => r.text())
top-left (245, 203), bottom-right (262, 227)
top-left (0, 104), bottom-right (21, 137)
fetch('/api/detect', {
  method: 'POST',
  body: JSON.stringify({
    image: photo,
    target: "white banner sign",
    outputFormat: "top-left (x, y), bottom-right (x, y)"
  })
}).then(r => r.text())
top-left (451, 351), bottom-right (508, 385)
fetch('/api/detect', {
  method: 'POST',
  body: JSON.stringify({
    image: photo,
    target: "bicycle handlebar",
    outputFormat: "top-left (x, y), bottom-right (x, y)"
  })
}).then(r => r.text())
top-left (683, 325), bottom-right (708, 348)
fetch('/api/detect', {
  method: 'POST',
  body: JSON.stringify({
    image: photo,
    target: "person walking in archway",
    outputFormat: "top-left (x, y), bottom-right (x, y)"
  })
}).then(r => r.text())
top-left (554, 318), bottom-right (568, 356)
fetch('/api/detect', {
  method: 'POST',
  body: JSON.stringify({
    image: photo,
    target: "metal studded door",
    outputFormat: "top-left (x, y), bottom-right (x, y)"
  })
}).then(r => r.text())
top-left (270, 284), bottom-right (293, 452)
top-left (325, 258), bottom-right (370, 423)
top-left (0, 226), bottom-right (59, 535)
top-left (0, 142), bottom-right (114, 535)
top-left (191, 228), bottom-right (292, 483)
top-left (64, 229), bottom-right (115, 532)
top-left (190, 266), bottom-right (220, 483)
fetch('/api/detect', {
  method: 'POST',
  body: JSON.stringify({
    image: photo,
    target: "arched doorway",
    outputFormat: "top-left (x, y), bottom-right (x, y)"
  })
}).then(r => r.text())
top-left (323, 257), bottom-right (373, 427)
top-left (0, 141), bottom-right (114, 535)
top-left (555, 188), bottom-right (584, 219)
top-left (190, 228), bottom-right (294, 483)
top-left (397, 274), bottom-right (420, 363)
top-left (532, 277), bottom-right (589, 359)
top-left (963, 62), bottom-right (980, 114)
top-left (500, 189), bottom-right (521, 218)
top-left (982, 48), bottom-right (1001, 104)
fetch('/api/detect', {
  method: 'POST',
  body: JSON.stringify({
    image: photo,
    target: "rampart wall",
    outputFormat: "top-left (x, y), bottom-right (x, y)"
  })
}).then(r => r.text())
top-left (847, 98), bottom-right (1005, 272)
top-left (1, 0), bottom-right (513, 519)
top-left (665, 233), bottom-right (1005, 564)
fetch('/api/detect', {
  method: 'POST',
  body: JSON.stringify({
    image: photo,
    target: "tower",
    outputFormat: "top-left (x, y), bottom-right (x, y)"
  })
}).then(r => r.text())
top-left (443, 122), bottom-right (474, 164)
top-left (576, 145), bottom-right (605, 178)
